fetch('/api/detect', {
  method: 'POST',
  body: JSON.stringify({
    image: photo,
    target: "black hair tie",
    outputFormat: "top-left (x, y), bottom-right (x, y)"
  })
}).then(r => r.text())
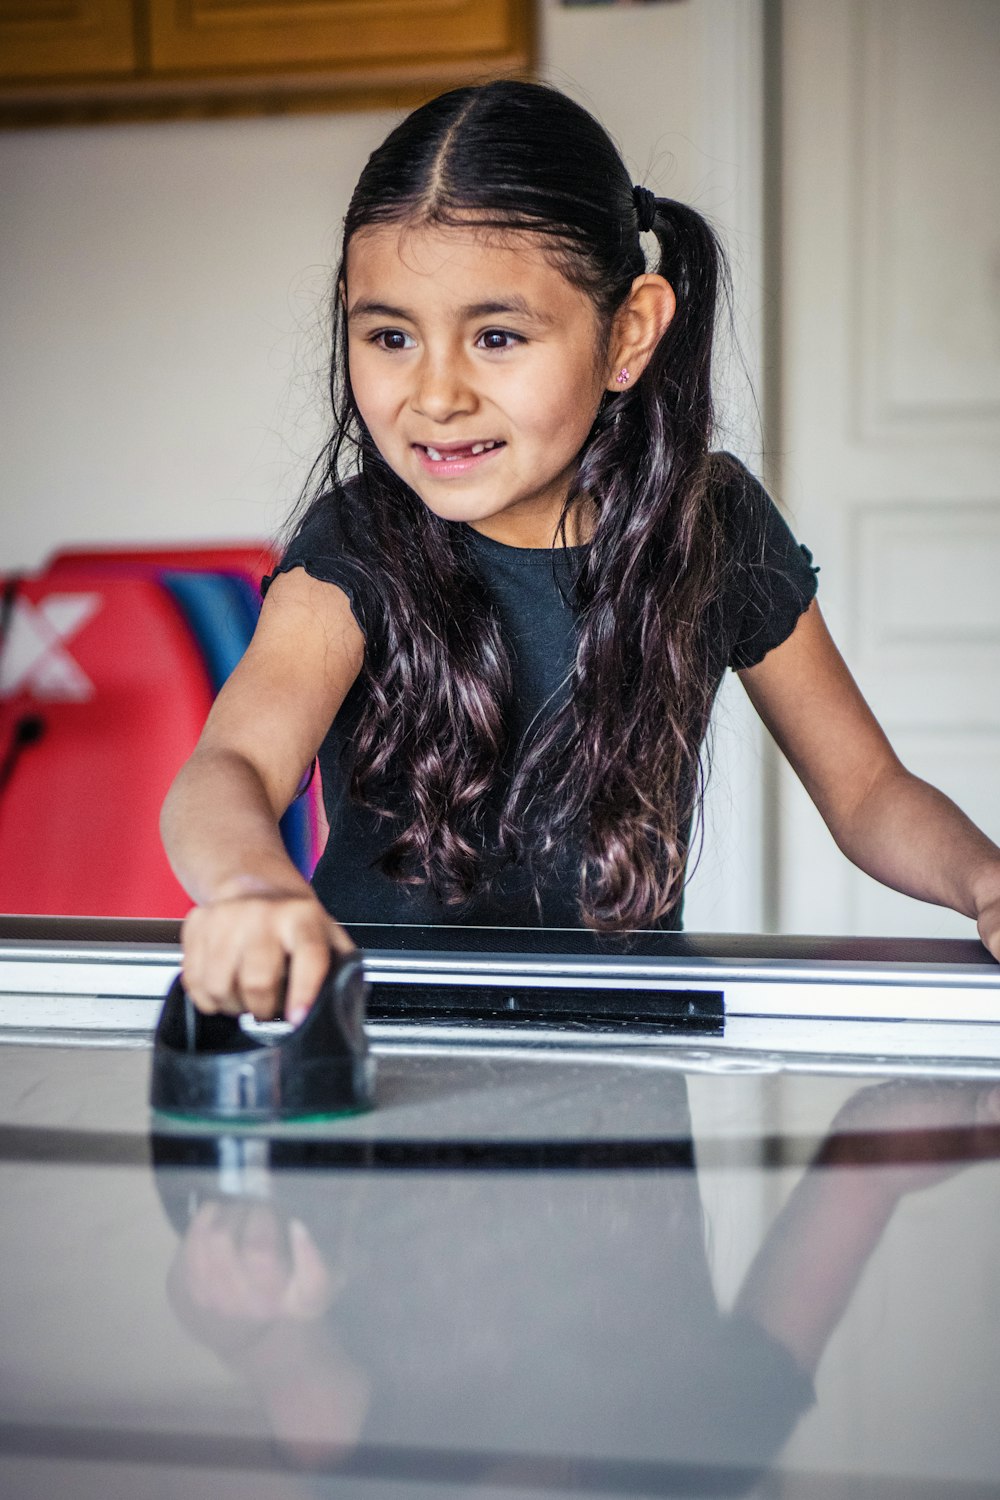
top-left (632, 184), bottom-right (658, 234)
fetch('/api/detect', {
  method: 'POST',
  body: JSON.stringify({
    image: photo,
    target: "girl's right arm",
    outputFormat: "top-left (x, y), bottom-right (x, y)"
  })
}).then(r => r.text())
top-left (160, 567), bottom-right (365, 1024)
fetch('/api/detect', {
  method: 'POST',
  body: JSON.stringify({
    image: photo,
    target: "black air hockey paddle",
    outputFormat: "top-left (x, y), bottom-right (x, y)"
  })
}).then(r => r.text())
top-left (150, 952), bottom-right (375, 1122)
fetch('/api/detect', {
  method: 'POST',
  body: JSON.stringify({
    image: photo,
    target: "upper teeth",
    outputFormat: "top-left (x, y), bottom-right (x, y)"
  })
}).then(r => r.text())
top-left (424, 441), bottom-right (499, 461)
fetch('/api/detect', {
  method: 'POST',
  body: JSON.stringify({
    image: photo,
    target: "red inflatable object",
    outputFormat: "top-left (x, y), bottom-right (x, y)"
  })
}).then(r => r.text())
top-left (47, 542), bottom-right (278, 588)
top-left (44, 543), bottom-right (327, 874)
top-left (0, 568), bottom-right (215, 918)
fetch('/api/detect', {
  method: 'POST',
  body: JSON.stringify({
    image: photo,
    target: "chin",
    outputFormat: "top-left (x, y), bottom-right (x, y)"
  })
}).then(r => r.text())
top-left (411, 490), bottom-right (495, 525)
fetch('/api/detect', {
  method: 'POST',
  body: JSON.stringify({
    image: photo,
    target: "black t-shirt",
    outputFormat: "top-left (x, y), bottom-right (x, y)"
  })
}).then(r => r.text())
top-left (264, 456), bottom-right (818, 929)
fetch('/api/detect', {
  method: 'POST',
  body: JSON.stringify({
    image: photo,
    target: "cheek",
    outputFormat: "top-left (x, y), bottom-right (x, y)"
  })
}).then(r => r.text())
top-left (513, 366), bottom-right (603, 449)
top-left (349, 353), bottom-right (393, 434)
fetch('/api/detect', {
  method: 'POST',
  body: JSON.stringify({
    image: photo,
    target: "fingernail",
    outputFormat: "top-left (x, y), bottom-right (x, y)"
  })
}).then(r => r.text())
top-left (287, 1006), bottom-right (305, 1027)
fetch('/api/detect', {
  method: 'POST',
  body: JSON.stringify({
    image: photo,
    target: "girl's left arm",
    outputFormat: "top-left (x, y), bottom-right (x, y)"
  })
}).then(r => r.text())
top-left (738, 600), bottom-right (1000, 961)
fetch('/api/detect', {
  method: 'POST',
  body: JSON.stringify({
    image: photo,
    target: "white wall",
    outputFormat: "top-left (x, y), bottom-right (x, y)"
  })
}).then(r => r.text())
top-left (0, 108), bottom-right (398, 564)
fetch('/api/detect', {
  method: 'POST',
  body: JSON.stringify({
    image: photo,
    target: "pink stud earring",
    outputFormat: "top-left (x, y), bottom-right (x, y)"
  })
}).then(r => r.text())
top-left (615, 367), bottom-right (630, 385)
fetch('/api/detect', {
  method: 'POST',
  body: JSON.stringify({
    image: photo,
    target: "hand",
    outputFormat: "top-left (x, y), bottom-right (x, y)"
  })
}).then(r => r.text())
top-left (820, 1078), bottom-right (1000, 1198)
top-left (180, 884), bottom-right (354, 1023)
top-left (167, 1201), bottom-right (335, 1352)
top-left (166, 1201), bottom-right (369, 1461)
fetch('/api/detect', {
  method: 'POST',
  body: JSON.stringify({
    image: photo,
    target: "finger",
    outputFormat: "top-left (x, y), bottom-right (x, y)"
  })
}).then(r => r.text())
top-left (187, 1207), bottom-right (247, 1315)
top-left (285, 938), bottom-right (335, 1027)
top-left (181, 964), bottom-right (221, 1016)
top-left (199, 925), bottom-right (247, 1017)
top-left (180, 909), bottom-right (221, 1015)
top-left (237, 942), bottom-right (289, 1021)
top-left (209, 1210), bottom-right (260, 1317)
top-left (240, 1203), bottom-right (284, 1262)
top-left (286, 1217), bottom-right (334, 1319)
top-left (204, 976), bottom-right (245, 1017)
top-left (238, 1206), bottom-right (290, 1315)
top-left (180, 1201), bottom-right (222, 1289)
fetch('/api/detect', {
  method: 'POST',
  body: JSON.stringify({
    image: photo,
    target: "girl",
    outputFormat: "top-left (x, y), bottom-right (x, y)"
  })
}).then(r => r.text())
top-left (162, 81), bottom-right (1000, 1023)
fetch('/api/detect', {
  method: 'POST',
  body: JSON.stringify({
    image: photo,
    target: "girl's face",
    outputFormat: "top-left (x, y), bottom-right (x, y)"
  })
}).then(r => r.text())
top-left (345, 224), bottom-right (611, 548)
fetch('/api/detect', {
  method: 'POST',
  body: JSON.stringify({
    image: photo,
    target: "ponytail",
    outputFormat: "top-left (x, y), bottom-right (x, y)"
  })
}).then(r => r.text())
top-left (501, 195), bottom-right (729, 928)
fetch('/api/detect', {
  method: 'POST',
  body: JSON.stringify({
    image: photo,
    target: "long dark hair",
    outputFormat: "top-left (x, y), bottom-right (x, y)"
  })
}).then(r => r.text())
top-left (304, 80), bottom-right (731, 929)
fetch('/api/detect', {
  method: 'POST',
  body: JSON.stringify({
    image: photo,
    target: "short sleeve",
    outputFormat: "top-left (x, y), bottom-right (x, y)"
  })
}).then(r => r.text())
top-left (695, 1316), bottom-right (816, 1480)
top-left (261, 486), bottom-right (370, 638)
top-left (665, 1313), bottom-right (815, 1476)
top-left (715, 456), bottom-right (819, 671)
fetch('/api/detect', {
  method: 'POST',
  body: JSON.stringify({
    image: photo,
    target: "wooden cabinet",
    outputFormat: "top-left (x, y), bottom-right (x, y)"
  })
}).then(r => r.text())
top-left (0, 0), bottom-right (534, 125)
top-left (0, 1), bottom-right (135, 80)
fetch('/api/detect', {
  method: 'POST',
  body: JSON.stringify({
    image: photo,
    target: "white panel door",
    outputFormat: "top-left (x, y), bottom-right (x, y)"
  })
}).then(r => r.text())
top-left (776, 0), bottom-right (1000, 939)
top-left (546, 0), bottom-right (770, 932)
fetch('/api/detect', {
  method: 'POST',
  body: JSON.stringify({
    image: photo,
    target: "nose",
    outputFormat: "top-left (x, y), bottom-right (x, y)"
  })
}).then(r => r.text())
top-left (410, 348), bottom-right (476, 424)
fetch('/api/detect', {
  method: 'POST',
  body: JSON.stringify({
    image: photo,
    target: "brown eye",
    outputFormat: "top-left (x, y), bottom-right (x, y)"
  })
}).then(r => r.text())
top-left (477, 329), bottom-right (523, 351)
top-left (373, 329), bottom-right (414, 351)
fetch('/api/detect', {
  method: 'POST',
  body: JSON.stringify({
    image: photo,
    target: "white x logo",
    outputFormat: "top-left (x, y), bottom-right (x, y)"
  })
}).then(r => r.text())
top-left (0, 595), bottom-right (102, 702)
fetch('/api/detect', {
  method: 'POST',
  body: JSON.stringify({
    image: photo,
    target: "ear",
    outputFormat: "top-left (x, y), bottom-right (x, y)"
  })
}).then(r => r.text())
top-left (605, 274), bottom-right (676, 391)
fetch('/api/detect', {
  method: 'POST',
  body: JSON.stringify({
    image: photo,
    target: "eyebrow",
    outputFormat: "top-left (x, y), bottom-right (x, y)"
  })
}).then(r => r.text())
top-left (347, 296), bottom-right (554, 325)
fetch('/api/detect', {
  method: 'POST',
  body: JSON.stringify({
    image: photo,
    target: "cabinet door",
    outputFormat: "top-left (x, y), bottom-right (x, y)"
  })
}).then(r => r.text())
top-left (0, 0), bottom-right (135, 79)
top-left (148, 0), bottom-right (523, 74)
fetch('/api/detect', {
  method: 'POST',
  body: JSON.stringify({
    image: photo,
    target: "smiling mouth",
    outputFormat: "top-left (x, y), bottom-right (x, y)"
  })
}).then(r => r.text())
top-left (415, 440), bottom-right (505, 463)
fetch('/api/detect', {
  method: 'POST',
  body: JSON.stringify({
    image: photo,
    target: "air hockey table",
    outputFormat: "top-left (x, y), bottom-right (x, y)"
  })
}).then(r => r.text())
top-left (2, 914), bottom-right (1000, 1500)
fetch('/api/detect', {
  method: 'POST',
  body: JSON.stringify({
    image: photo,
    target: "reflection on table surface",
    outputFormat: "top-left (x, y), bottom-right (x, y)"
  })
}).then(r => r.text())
top-left (3, 1029), bottom-right (1000, 1497)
